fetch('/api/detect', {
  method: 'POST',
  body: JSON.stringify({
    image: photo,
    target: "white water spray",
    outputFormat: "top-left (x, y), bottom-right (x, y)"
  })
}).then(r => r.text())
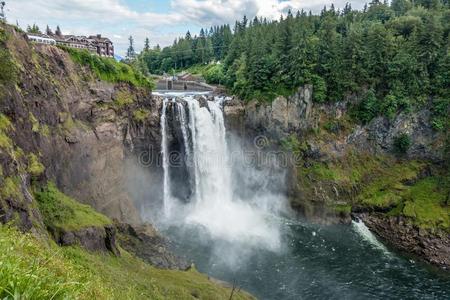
top-left (352, 219), bottom-right (390, 255)
top-left (160, 95), bottom-right (283, 254)
top-left (160, 98), bottom-right (172, 217)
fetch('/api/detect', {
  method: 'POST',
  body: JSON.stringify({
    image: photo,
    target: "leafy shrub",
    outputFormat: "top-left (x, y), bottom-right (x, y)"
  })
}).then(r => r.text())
top-left (114, 90), bottom-right (134, 108)
top-left (353, 89), bottom-right (380, 124)
top-left (203, 64), bottom-right (226, 84)
top-left (393, 133), bottom-right (411, 154)
top-left (61, 47), bottom-right (154, 89)
top-left (27, 153), bottom-right (45, 177)
top-left (311, 75), bottom-right (327, 103)
top-left (323, 120), bottom-right (342, 133)
top-left (430, 97), bottom-right (448, 131)
top-left (133, 108), bottom-right (150, 122)
top-left (0, 177), bottom-right (21, 200)
top-left (0, 114), bottom-right (13, 149)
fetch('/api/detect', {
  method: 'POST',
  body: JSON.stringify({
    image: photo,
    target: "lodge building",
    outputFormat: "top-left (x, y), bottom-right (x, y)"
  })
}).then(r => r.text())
top-left (27, 33), bottom-right (114, 58)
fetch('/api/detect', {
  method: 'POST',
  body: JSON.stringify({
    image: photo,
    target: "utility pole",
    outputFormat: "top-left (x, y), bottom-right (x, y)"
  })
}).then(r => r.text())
top-left (0, 2), bottom-right (6, 21)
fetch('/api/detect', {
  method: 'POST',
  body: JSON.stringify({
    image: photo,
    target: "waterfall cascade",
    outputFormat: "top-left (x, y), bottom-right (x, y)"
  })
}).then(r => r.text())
top-left (160, 95), bottom-right (282, 249)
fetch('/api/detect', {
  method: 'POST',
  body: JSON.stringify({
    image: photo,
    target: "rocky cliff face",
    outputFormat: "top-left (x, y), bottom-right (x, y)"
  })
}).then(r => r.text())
top-left (223, 85), bottom-right (449, 269)
top-left (244, 85), bottom-right (314, 138)
top-left (0, 25), bottom-right (163, 232)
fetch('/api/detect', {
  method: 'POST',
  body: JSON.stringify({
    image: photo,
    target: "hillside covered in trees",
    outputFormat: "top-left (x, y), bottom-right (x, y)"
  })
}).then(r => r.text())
top-left (138, 0), bottom-right (449, 127)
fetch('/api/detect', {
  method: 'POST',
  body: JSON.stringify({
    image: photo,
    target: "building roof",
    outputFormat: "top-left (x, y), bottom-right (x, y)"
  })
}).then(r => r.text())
top-left (27, 33), bottom-right (53, 39)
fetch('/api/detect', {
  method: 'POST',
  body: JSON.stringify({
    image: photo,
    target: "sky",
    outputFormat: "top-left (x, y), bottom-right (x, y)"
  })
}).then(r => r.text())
top-left (5, 0), bottom-right (368, 56)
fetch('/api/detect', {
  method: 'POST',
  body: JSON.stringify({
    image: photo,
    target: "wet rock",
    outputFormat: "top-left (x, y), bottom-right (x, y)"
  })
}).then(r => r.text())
top-left (115, 222), bottom-right (189, 270)
top-left (358, 213), bottom-right (450, 270)
top-left (53, 225), bottom-right (120, 255)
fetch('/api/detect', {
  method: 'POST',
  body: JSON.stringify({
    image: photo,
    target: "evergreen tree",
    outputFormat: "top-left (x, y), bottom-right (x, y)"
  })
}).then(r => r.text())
top-left (27, 24), bottom-right (41, 34)
top-left (127, 35), bottom-right (136, 59)
top-left (135, 0), bottom-right (449, 116)
top-left (46, 25), bottom-right (53, 35)
top-left (144, 37), bottom-right (150, 52)
top-left (55, 25), bottom-right (62, 36)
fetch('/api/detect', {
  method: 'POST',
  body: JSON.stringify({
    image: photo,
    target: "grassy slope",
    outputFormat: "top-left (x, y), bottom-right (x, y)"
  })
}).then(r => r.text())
top-left (61, 46), bottom-right (154, 90)
top-left (34, 182), bottom-right (112, 231)
top-left (0, 225), bottom-right (253, 300)
top-left (302, 153), bottom-right (449, 231)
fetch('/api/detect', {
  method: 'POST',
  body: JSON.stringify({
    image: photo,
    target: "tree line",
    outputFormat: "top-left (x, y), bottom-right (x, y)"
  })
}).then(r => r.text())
top-left (137, 0), bottom-right (448, 126)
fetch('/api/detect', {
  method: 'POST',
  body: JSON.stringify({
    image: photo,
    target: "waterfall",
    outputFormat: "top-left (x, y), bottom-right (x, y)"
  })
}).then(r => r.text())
top-left (160, 95), bottom-right (282, 252)
top-left (352, 219), bottom-right (391, 255)
top-left (160, 98), bottom-right (172, 217)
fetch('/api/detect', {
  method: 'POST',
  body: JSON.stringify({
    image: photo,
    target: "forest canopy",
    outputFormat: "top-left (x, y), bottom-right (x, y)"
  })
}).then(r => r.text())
top-left (138, 0), bottom-right (449, 124)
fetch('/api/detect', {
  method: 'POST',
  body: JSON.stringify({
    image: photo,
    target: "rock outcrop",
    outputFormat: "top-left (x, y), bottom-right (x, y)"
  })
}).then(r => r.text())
top-left (0, 25), bottom-right (163, 230)
top-left (242, 85), bottom-right (314, 138)
top-left (223, 84), bottom-right (449, 269)
top-left (52, 224), bottom-right (120, 255)
top-left (358, 213), bottom-right (450, 269)
top-left (116, 222), bottom-right (189, 270)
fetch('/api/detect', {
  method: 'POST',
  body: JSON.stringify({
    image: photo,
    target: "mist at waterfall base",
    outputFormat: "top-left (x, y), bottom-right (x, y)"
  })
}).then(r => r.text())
top-left (139, 94), bottom-right (450, 299)
top-left (157, 95), bottom-right (288, 268)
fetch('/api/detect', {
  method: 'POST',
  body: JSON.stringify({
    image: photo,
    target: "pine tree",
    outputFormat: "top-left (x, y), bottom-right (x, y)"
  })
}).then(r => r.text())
top-left (127, 35), bottom-right (136, 59)
top-left (55, 25), bottom-right (62, 36)
top-left (27, 24), bottom-right (41, 34)
top-left (144, 37), bottom-right (150, 52)
top-left (46, 25), bottom-right (53, 36)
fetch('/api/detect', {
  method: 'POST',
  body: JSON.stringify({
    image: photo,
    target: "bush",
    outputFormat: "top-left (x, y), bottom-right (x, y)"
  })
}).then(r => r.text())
top-left (203, 64), bottom-right (226, 84)
top-left (430, 97), bottom-right (449, 131)
top-left (311, 74), bottom-right (326, 103)
top-left (61, 47), bottom-right (154, 89)
top-left (353, 89), bottom-right (380, 124)
top-left (0, 114), bottom-right (13, 149)
top-left (393, 133), bottom-right (411, 154)
top-left (114, 90), bottom-right (134, 108)
top-left (132, 109), bottom-right (150, 122)
top-left (27, 153), bottom-right (45, 177)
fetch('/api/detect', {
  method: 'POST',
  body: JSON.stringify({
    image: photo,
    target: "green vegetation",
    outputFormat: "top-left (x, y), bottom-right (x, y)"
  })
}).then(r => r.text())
top-left (393, 133), bottom-right (411, 154)
top-left (295, 147), bottom-right (449, 230)
top-left (0, 27), bottom-right (17, 86)
top-left (356, 160), bottom-right (423, 208)
top-left (29, 112), bottom-right (39, 133)
top-left (0, 225), bottom-right (252, 300)
top-left (430, 97), bottom-right (449, 131)
top-left (132, 108), bottom-right (150, 122)
top-left (138, 1), bottom-right (449, 123)
top-left (0, 225), bottom-right (101, 299)
top-left (194, 64), bottom-right (226, 84)
top-left (62, 247), bottom-right (252, 300)
top-left (61, 46), bottom-right (154, 89)
top-left (0, 114), bottom-right (13, 149)
top-left (0, 177), bottom-right (22, 200)
top-left (398, 177), bottom-right (449, 230)
top-left (27, 153), bottom-right (45, 177)
top-left (34, 182), bottom-right (111, 231)
top-left (280, 134), bottom-right (305, 154)
top-left (114, 90), bottom-right (134, 108)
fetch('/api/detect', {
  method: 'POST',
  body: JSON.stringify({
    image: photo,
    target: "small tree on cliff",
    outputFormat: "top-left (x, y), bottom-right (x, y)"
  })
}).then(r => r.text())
top-left (127, 35), bottom-right (136, 59)
top-left (27, 23), bottom-right (41, 34)
top-left (46, 25), bottom-right (53, 35)
top-left (144, 37), bottom-right (150, 52)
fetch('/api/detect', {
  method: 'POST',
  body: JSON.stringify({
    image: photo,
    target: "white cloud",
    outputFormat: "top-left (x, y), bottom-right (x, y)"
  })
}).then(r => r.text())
top-left (171, 0), bottom-right (367, 25)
